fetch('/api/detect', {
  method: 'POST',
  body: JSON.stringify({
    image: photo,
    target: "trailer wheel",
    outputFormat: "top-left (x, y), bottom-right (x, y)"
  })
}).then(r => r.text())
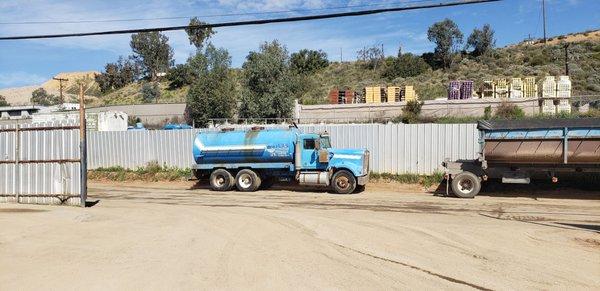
top-left (451, 171), bottom-right (481, 198)
top-left (210, 169), bottom-right (234, 191)
top-left (235, 169), bottom-right (262, 192)
top-left (332, 170), bottom-right (356, 194)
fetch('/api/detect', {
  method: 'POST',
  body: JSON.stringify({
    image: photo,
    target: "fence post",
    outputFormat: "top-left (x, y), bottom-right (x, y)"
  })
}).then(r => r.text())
top-left (79, 84), bottom-right (88, 207)
top-left (14, 121), bottom-right (20, 203)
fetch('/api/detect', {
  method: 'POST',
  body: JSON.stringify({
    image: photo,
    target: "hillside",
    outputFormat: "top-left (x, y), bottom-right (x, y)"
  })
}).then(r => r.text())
top-left (303, 34), bottom-right (600, 102)
top-left (97, 30), bottom-right (600, 106)
top-left (3, 30), bottom-right (599, 107)
top-left (0, 71), bottom-right (100, 105)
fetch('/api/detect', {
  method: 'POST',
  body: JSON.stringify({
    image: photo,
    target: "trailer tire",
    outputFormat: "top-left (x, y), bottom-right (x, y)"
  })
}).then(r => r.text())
top-left (451, 171), bottom-right (481, 198)
top-left (209, 169), bottom-right (234, 191)
top-left (332, 170), bottom-right (356, 194)
top-left (235, 169), bottom-right (262, 192)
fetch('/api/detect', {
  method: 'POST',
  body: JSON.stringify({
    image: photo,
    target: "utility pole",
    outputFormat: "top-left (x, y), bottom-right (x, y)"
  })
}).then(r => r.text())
top-left (340, 47), bottom-right (343, 63)
top-left (53, 77), bottom-right (68, 104)
top-left (542, 0), bottom-right (547, 43)
top-left (78, 84), bottom-right (87, 207)
top-left (564, 43), bottom-right (570, 76)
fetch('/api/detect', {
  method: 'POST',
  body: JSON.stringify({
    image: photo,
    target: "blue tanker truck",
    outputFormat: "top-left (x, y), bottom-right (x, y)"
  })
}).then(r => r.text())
top-left (191, 126), bottom-right (370, 194)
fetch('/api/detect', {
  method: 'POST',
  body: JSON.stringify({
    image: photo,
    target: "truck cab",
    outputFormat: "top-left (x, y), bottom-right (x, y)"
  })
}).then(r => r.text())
top-left (192, 127), bottom-right (370, 194)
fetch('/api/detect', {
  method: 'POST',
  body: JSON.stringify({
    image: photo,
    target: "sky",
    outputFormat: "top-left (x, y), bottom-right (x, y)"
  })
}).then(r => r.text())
top-left (0, 0), bottom-right (598, 89)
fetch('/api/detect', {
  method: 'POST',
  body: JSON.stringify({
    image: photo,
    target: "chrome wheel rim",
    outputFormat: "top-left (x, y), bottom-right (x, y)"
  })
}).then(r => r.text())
top-left (214, 175), bottom-right (226, 187)
top-left (239, 173), bottom-right (252, 189)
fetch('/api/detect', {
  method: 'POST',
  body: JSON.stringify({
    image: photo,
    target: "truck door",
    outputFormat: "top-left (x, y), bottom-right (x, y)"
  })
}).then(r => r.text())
top-left (301, 137), bottom-right (327, 170)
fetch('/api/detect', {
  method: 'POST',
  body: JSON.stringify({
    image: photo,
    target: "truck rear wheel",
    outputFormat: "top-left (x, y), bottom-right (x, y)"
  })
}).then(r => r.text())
top-left (332, 170), bottom-right (356, 194)
top-left (235, 169), bottom-right (262, 192)
top-left (451, 171), bottom-right (481, 198)
top-left (209, 169), bottom-right (234, 191)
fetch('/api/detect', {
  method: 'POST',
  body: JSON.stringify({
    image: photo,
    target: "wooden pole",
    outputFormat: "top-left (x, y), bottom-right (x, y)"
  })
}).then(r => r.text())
top-left (78, 84), bottom-right (87, 207)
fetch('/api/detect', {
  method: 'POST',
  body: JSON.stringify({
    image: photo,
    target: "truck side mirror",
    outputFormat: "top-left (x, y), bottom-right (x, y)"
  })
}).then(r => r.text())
top-left (314, 139), bottom-right (321, 150)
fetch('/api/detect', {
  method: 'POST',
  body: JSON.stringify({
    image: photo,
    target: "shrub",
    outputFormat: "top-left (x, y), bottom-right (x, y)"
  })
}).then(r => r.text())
top-left (140, 82), bottom-right (160, 103)
top-left (483, 105), bottom-right (492, 120)
top-left (494, 102), bottom-right (525, 119)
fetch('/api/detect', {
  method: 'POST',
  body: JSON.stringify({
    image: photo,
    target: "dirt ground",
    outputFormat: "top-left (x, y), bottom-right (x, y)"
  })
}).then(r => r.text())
top-left (1, 181), bottom-right (599, 290)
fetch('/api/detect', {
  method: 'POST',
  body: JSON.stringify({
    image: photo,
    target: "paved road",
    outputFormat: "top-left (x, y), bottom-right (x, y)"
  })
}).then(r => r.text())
top-left (1, 181), bottom-right (599, 290)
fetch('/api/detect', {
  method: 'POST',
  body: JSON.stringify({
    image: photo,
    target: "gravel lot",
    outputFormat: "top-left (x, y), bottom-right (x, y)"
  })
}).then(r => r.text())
top-left (1, 181), bottom-right (599, 290)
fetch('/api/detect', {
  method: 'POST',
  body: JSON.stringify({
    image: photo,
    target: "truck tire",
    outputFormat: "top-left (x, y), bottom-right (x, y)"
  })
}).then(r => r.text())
top-left (451, 171), bottom-right (481, 198)
top-left (235, 169), bottom-right (262, 192)
top-left (332, 170), bottom-right (356, 194)
top-left (209, 169), bottom-right (234, 191)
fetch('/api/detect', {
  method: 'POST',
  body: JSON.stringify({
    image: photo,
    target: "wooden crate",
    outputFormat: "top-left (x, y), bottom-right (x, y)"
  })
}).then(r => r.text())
top-left (387, 86), bottom-right (401, 102)
top-left (523, 77), bottom-right (537, 98)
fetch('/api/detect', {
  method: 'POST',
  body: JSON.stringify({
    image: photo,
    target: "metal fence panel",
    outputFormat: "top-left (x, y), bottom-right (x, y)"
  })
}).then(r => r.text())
top-left (0, 120), bottom-right (81, 206)
top-left (87, 123), bottom-right (479, 175)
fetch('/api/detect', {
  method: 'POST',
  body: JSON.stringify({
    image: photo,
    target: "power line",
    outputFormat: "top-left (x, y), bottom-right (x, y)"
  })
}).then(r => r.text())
top-left (0, 0), bottom-right (438, 25)
top-left (0, 0), bottom-right (501, 41)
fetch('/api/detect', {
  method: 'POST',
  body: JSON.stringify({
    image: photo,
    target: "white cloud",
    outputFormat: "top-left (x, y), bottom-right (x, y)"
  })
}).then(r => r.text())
top-left (0, 72), bottom-right (47, 88)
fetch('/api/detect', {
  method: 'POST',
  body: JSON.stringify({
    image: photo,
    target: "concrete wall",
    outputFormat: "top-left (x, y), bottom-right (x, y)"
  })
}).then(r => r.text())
top-left (296, 98), bottom-right (541, 123)
top-left (87, 103), bottom-right (186, 124)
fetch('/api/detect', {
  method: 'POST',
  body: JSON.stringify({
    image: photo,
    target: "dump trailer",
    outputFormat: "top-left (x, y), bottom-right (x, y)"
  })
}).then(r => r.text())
top-left (443, 118), bottom-right (600, 198)
top-left (192, 126), bottom-right (370, 194)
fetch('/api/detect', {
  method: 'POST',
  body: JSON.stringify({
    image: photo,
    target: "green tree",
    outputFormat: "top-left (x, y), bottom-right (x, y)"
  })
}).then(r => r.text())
top-left (95, 56), bottom-right (140, 93)
top-left (290, 49), bottom-right (329, 74)
top-left (382, 47), bottom-right (431, 79)
top-left (31, 88), bottom-right (60, 106)
top-left (186, 44), bottom-right (237, 127)
top-left (140, 82), bottom-right (160, 103)
top-left (166, 64), bottom-right (195, 89)
top-left (185, 17), bottom-right (214, 49)
top-left (0, 95), bottom-right (9, 106)
top-left (467, 24), bottom-right (495, 56)
top-left (239, 40), bottom-right (294, 119)
top-left (427, 19), bottom-right (463, 68)
top-left (130, 32), bottom-right (174, 81)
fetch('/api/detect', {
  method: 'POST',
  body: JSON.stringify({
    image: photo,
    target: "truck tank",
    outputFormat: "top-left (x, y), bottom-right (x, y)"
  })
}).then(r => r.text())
top-left (478, 119), bottom-right (600, 165)
top-left (193, 128), bottom-right (298, 164)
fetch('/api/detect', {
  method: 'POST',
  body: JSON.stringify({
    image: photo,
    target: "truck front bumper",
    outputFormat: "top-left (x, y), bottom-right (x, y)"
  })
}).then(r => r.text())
top-left (357, 174), bottom-right (369, 185)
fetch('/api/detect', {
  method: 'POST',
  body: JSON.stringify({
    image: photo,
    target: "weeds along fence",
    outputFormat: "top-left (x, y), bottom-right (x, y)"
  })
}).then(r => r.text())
top-left (87, 123), bottom-right (479, 175)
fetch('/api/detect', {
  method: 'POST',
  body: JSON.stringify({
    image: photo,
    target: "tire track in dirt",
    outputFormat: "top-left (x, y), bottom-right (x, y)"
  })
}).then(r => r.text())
top-left (330, 242), bottom-right (493, 291)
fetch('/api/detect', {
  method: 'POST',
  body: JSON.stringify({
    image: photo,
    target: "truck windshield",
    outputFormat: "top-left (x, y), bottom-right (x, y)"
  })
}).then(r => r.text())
top-left (320, 136), bottom-right (331, 148)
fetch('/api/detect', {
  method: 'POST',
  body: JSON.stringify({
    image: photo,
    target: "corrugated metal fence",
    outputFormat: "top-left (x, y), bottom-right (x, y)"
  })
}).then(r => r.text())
top-left (0, 120), bottom-right (81, 206)
top-left (88, 123), bottom-right (479, 174)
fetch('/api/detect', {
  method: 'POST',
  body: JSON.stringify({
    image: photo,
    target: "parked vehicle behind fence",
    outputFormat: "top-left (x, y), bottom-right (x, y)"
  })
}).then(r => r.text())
top-left (444, 118), bottom-right (600, 198)
top-left (192, 126), bottom-right (370, 194)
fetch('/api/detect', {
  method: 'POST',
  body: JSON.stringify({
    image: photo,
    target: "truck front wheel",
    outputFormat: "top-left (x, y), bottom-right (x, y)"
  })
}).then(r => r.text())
top-left (210, 169), bottom-right (234, 191)
top-left (451, 171), bottom-right (481, 198)
top-left (332, 170), bottom-right (356, 194)
top-left (235, 169), bottom-right (262, 192)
